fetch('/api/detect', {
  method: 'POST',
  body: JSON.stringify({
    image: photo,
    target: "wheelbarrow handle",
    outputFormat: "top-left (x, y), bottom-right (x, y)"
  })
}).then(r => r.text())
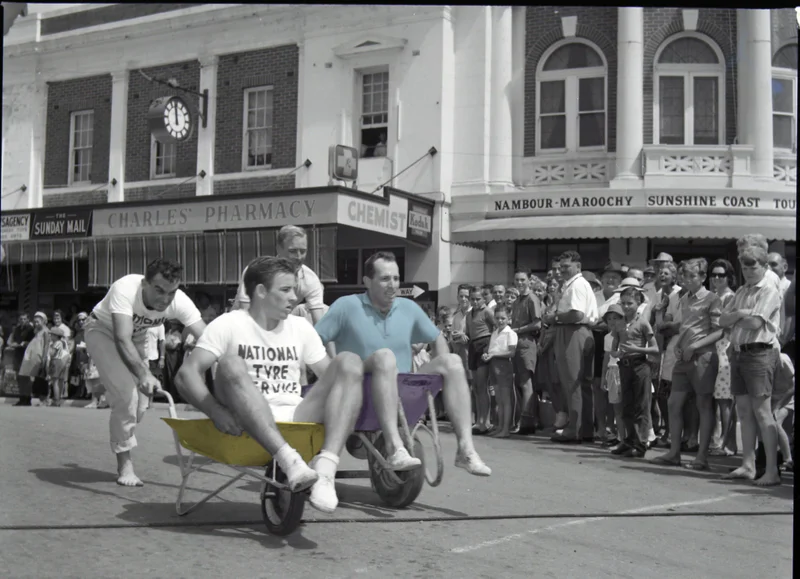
top-left (154, 386), bottom-right (179, 419)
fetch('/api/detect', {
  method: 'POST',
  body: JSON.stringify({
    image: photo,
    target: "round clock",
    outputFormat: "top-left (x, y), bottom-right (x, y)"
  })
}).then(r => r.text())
top-left (148, 96), bottom-right (194, 143)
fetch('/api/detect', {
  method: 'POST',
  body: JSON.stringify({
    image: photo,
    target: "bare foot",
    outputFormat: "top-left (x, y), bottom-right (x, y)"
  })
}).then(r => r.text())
top-left (752, 471), bottom-right (781, 487)
top-left (722, 466), bottom-right (756, 480)
top-left (489, 431), bottom-right (510, 439)
top-left (116, 452), bottom-right (143, 487)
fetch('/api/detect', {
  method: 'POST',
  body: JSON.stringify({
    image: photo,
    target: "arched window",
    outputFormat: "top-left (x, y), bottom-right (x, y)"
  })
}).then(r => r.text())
top-left (772, 44), bottom-right (798, 152)
top-left (654, 34), bottom-right (725, 145)
top-left (536, 40), bottom-right (607, 153)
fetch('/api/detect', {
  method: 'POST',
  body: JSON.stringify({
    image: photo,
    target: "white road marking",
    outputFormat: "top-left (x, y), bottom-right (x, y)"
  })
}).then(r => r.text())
top-left (450, 495), bottom-right (734, 554)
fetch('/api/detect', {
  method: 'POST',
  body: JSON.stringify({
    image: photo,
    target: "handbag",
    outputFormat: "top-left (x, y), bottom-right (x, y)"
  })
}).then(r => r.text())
top-left (84, 360), bottom-right (100, 380)
top-left (606, 364), bottom-right (621, 405)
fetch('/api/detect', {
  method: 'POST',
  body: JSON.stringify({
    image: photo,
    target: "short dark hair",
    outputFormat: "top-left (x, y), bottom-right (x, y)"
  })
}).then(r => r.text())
top-left (243, 256), bottom-right (300, 300)
top-left (482, 284), bottom-right (493, 291)
top-left (620, 287), bottom-right (644, 303)
top-left (494, 305), bottom-right (509, 317)
top-left (145, 258), bottom-right (183, 283)
top-left (469, 285), bottom-right (482, 295)
top-left (53, 309), bottom-right (64, 319)
top-left (558, 250), bottom-right (581, 264)
top-left (513, 270), bottom-right (529, 278)
top-left (457, 283), bottom-right (471, 294)
top-left (709, 258), bottom-right (737, 290)
top-left (364, 251), bottom-right (397, 279)
top-left (683, 258), bottom-right (708, 277)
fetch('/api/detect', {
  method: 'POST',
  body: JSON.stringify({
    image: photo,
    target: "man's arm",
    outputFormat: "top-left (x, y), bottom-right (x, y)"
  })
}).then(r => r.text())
top-left (175, 348), bottom-right (229, 419)
top-left (431, 333), bottom-right (450, 359)
top-left (184, 320), bottom-right (207, 341)
top-left (111, 314), bottom-right (151, 383)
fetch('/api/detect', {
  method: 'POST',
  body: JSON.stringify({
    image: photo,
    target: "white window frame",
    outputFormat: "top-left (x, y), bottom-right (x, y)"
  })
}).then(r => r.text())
top-left (68, 109), bottom-right (94, 185)
top-left (653, 32), bottom-right (726, 146)
top-left (357, 67), bottom-right (390, 158)
top-left (771, 62), bottom-right (797, 153)
top-left (535, 38), bottom-right (608, 156)
top-left (241, 86), bottom-right (274, 171)
top-left (150, 135), bottom-right (177, 179)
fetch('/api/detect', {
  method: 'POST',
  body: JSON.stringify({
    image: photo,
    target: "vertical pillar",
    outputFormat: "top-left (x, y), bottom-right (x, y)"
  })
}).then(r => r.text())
top-left (196, 54), bottom-right (218, 196)
top-left (294, 44), bottom-right (308, 189)
top-left (736, 10), bottom-right (751, 145)
top-left (108, 70), bottom-right (128, 203)
top-left (27, 78), bottom-right (47, 208)
top-left (745, 10), bottom-right (774, 178)
top-left (510, 6), bottom-right (526, 186)
top-left (613, 7), bottom-right (644, 184)
top-left (489, 5), bottom-right (514, 190)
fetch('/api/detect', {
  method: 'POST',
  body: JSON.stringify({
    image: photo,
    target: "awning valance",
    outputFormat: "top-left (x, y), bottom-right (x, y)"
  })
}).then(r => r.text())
top-left (1, 239), bottom-right (89, 264)
top-left (452, 214), bottom-right (797, 244)
top-left (87, 226), bottom-right (338, 287)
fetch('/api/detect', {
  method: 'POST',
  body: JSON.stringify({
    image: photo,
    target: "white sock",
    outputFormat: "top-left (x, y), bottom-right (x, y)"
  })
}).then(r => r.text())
top-left (275, 443), bottom-right (300, 470)
top-left (313, 450), bottom-right (340, 478)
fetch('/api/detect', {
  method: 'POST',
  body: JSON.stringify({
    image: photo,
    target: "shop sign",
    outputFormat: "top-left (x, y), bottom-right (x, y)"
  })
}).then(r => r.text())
top-left (1, 214), bottom-right (31, 241)
top-left (337, 193), bottom-right (409, 239)
top-left (397, 282), bottom-right (427, 299)
top-left (490, 189), bottom-right (798, 217)
top-left (30, 209), bottom-right (92, 239)
top-left (93, 194), bottom-right (339, 236)
top-left (407, 201), bottom-right (433, 246)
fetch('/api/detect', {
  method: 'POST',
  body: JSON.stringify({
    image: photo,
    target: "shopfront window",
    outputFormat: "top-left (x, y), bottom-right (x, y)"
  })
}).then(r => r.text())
top-left (336, 246), bottom-right (405, 285)
top-left (515, 240), bottom-right (608, 281)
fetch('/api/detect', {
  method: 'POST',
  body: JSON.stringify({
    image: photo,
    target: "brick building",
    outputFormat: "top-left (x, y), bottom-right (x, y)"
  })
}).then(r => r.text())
top-left (1, 6), bottom-right (797, 313)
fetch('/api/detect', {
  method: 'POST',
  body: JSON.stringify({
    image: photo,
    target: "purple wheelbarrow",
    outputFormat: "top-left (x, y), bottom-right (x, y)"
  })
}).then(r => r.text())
top-left (302, 373), bottom-right (445, 509)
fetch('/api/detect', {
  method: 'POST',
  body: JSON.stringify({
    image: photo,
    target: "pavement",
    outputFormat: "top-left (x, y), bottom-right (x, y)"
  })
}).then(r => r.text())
top-left (0, 402), bottom-right (793, 579)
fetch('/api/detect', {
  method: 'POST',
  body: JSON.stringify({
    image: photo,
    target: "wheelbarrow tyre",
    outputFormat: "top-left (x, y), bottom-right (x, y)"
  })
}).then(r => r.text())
top-left (367, 432), bottom-right (425, 509)
top-left (260, 460), bottom-right (306, 536)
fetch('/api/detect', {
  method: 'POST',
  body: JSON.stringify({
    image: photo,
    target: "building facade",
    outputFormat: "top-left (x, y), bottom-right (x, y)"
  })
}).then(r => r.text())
top-left (1, 5), bottom-right (797, 313)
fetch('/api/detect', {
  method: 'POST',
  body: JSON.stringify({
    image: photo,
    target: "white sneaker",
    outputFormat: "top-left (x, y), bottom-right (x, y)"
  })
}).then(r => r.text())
top-left (308, 473), bottom-right (338, 513)
top-left (282, 457), bottom-right (319, 493)
top-left (455, 452), bottom-right (492, 476)
top-left (386, 447), bottom-right (422, 471)
top-left (647, 428), bottom-right (657, 443)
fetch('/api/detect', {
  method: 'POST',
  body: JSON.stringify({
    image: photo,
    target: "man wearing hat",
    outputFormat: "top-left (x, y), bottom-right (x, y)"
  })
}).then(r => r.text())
top-left (15, 312), bottom-right (50, 406)
top-left (643, 266), bottom-right (656, 287)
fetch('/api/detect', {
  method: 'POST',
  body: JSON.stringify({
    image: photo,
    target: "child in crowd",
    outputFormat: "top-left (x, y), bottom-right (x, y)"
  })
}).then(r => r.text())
top-left (772, 353), bottom-right (794, 472)
top-left (482, 306), bottom-right (518, 438)
top-left (46, 325), bottom-right (71, 407)
top-left (601, 329), bottom-right (624, 446)
top-left (607, 287), bottom-right (659, 457)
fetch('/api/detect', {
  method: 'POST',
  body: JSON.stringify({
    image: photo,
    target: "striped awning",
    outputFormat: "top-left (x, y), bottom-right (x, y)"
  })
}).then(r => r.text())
top-left (87, 226), bottom-right (338, 287)
top-left (1, 239), bottom-right (89, 264)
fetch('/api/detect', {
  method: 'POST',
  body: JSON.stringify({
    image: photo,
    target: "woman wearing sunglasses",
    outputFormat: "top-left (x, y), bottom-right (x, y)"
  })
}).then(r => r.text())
top-left (708, 259), bottom-right (737, 457)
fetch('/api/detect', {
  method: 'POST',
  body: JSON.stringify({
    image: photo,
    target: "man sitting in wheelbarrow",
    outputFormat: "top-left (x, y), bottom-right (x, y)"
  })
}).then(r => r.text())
top-left (176, 256), bottom-right (368, 513)
top-left (315, 251), bottom-right (492, 477)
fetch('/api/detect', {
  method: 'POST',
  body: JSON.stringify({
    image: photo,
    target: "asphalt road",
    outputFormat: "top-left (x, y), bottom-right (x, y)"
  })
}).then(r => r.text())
top-left (0, 402), bottom-right (793, 579)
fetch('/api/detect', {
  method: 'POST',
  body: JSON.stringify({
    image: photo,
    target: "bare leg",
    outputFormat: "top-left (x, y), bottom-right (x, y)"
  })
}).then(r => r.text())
top-left (691, 393), bottom-right (715, 466)
top-left (723, 395), bottom-right (757, 480)
top-left (364, 349), bottom-right (404, 455)
top-left (418, 353), bottom-right (491, 475)
top-left (652, 391), bottom-right (687, 463)
top-left (774, 408), bottom-right (793, 465)
top-left (720, 400), bottom-right (738, 454)
top-left (751, 396), bottom-right (780, 486)
top-left (593, 378), bottom-right (607, 439)
top-left (116, 451), bottom-right (142, 486)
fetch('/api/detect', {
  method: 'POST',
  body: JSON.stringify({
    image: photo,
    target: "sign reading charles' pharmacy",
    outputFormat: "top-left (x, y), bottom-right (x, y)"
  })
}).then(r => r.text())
top-left (491, 190), bottom-right (797, 216)
top-left (30, 209), bottom-right (92, 239)
top-left (1, 214), bottom-right (31, 242)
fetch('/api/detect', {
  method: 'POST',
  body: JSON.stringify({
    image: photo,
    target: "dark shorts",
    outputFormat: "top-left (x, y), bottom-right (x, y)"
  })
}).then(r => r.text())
top-left (672, 350), bottom-right (718, 396)
top-left (655, 379), bottom-right (672, 400)
top-left (513, 337), bottom-right (538, 385)
top-left (730, 348), bottom-right (779, 398)
top-left (490, 357), bottom-right (514, 388)
top-left (593, 330), bottom-right (607, 379)
top-left (468, 336), bottom-right (491, 371)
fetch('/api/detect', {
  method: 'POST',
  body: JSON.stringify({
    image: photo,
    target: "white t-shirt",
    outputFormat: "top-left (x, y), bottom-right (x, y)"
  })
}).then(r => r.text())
top-left (85, 274), bottom-right (202, 344)
top-left (487, 325), bottom-right (518, 357)
top-left (194, 310), bottom-right (327, 408)
top-left (557, 273), bottom-right (599, 325)
top-left (144, 325), bottom-right (165, 361)
top-left (235, 263), bottom-right (325, 311)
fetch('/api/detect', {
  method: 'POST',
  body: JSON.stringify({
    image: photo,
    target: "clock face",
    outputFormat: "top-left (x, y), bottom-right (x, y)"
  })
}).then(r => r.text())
top-left (164, 98), bottom-right (192, 141)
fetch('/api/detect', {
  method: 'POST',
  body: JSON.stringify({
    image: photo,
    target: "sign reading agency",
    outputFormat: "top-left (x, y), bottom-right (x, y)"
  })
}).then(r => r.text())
top-left (30, 209), bottom-right (92, 239)
top-left (0, 214), bottom-right (31, 242)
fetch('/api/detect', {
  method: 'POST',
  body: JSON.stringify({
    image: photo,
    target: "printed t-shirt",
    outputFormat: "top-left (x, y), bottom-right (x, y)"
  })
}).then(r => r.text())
top-left (85, 274), bottom-right (202, 344)
top-left (315, 293), bottom-right (441, 374)
top-left (195, 310), bottom-right (327, 408)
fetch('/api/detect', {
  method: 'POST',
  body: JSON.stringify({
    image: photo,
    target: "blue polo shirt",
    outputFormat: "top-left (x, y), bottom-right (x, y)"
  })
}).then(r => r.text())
top-left (315, 293), bottom-right (441, 373)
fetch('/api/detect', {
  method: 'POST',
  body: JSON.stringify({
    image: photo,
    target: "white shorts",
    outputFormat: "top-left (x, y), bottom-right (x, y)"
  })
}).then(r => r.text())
top-left (271, 404), bottom-right (297, 423)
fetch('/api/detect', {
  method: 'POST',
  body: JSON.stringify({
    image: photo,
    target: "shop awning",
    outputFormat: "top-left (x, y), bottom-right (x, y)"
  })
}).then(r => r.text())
top-left (452, 214), bottom-right (797, 244)
top-left (1, 239), bottom-right (89, 264)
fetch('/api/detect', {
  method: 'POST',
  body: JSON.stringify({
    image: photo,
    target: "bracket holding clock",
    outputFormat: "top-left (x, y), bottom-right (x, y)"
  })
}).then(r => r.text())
top-left (139, 70), bottom-right (208, 144)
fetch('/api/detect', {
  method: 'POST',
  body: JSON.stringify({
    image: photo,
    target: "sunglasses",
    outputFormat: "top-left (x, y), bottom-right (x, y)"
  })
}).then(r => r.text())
top-left (709, 273), bottom-right (727, 279)
top-left (768, 262), bottom-right (781, 267)
top-left (739, 259), bottom-right (758, 267)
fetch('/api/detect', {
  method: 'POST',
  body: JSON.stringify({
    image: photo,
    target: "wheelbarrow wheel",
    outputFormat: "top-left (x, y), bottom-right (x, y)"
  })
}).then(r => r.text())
top-left (367, 432), bottom-right (425, 509)
top-left (260, 460), bottom-right (306, 536)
